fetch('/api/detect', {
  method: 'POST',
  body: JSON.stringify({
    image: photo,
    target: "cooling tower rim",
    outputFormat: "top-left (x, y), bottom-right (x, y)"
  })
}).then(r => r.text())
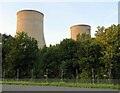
top-left (17, 10), bottom-right (44, 16)
top-left (70, 24), bottom-right (91, 29)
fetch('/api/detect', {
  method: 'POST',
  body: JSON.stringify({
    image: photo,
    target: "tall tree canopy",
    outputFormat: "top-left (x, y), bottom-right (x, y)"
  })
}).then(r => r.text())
top-left (2, 24), bottom-right (120, 82)
top-left (2, 32), bottom-right (39, 78)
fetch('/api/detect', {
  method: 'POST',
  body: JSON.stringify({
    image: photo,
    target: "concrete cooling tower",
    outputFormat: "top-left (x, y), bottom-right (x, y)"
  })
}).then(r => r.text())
top-left (70, 24), bottom-right (91, 40)
top-left (16, 10), bottom-right (45, 48)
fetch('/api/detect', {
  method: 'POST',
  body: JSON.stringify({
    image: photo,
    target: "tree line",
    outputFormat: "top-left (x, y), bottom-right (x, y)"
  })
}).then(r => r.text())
top-left (1, 24), bottom-right (120, 82)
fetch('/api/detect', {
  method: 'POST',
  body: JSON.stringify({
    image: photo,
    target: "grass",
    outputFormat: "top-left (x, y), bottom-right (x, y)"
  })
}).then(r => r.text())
top-left (1, 80), bottom-right (120, 90)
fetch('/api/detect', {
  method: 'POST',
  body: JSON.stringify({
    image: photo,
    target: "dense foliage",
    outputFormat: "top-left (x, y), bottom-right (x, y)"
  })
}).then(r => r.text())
top-left (2, 24), bottom-right (120, 83)
top-left (2, 32), bottom-right (39, 79)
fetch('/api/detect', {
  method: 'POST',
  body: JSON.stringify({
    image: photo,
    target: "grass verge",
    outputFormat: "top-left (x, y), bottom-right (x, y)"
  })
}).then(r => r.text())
top-left (1, 80), bottom-right (120, 90)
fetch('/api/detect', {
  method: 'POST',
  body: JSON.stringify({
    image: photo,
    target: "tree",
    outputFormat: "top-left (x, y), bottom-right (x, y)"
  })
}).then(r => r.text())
top-left (2, 34), bottom-right (15, 78)
top-left (77, 34), bottom-right (103, 81)
top-left (3, 32), bottom-right (39, 79)
top-left (95, 24), bottom-right (120, 81)
top-left (2, 24), bottom-right (120, 81)
top-left (59, 39), bottom-right (80, 79)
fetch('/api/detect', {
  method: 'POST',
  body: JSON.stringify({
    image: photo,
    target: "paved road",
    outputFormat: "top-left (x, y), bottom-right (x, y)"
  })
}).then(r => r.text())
top-left (1, 85), bottom-right (120, 92)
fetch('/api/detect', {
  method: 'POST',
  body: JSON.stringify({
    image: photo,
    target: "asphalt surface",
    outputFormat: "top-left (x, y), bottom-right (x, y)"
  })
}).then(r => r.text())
top-left (1, 84), bottom-right (120, 92)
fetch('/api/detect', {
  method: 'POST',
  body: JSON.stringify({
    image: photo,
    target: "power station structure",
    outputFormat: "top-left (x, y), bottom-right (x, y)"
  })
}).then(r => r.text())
top-left (16, 10), bottom-right (45, 48)
top-left (70, 24), bottom-right (91, 40)
top-left (16, 10), bottom-right (91, 47)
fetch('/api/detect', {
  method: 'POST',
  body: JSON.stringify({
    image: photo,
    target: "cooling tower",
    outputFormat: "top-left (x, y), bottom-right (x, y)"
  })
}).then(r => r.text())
top-left (16, 10), bottom-right (45, 48)
top-left (70, 24), bottom-right (91, 40)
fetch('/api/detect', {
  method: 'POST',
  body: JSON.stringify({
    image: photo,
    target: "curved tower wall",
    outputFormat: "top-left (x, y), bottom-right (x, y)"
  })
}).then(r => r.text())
top-left (70, 24), bottom-right (91, 40)
top-left (16, 10), bottom-right (45, 48)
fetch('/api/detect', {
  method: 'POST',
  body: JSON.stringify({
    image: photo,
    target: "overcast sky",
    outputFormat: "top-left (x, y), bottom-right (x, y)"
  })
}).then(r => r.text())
top-left (0, 1), bottom-right (118, 46)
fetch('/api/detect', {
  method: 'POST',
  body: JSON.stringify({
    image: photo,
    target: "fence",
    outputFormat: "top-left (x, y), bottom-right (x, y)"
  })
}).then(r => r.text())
top-left (2, 78), bottom-right (120, 85)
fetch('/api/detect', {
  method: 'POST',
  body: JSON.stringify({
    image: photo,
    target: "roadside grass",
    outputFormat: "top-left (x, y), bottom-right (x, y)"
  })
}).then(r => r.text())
top-left (1, 80), bottom-right (120, 89)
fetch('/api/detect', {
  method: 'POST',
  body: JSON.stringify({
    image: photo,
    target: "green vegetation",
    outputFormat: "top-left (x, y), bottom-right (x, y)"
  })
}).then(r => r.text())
top-left (2, 32), bottom-right (39, 79)
top-left (1, 24), bottom-right (120, 86)
top-left (1, 80), bottom-right (120, 89)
